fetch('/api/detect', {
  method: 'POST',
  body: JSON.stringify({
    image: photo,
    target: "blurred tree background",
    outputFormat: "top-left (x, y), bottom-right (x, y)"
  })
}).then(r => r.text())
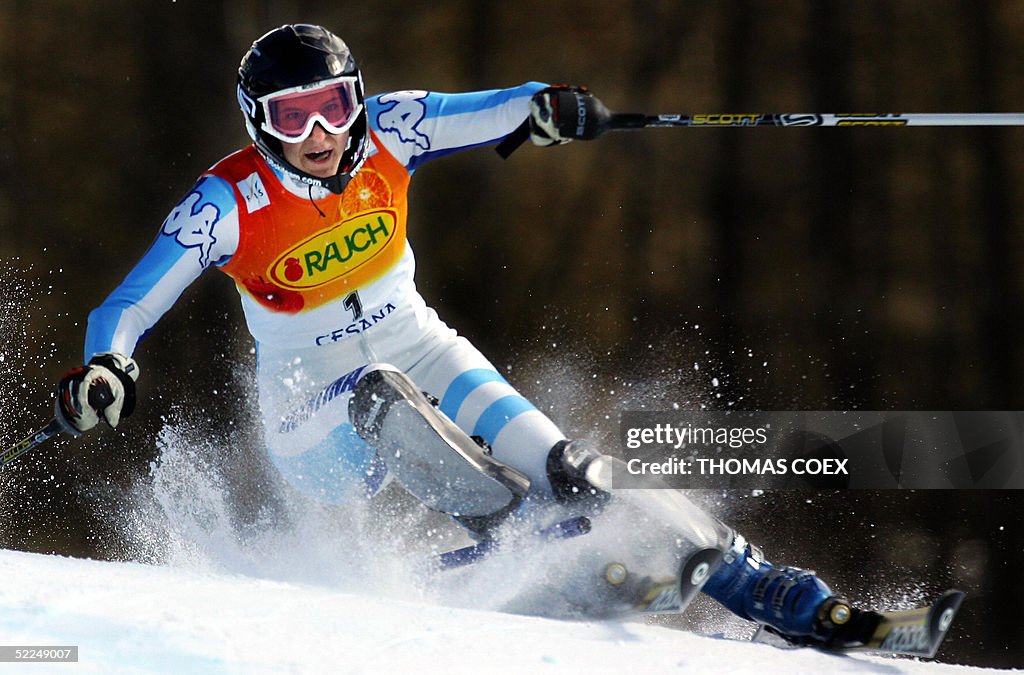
top-left (1, 0), bottom-right (1022, 667)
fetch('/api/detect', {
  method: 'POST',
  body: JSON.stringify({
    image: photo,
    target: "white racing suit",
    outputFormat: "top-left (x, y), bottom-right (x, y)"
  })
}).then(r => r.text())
top-left (84, 83), bottom-right (564, 502)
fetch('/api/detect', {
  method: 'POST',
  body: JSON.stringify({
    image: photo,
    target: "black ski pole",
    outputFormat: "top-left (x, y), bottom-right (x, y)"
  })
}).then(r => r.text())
top-left (602, 112), bottom-right (1024, 129)
top-left (497, 111), bottom-right (1024, 157)
top-left (2, 418), bottom-right (70, 467)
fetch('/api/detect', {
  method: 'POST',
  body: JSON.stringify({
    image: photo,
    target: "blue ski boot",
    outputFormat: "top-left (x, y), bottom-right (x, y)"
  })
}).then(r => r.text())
top-left (702, 535), bottom-right (868, 647)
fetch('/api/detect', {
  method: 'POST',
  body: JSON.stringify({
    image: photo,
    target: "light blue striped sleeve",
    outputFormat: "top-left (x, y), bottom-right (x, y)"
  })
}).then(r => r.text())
top-left (84, 175), bottom-right (239, 361)
top-left (367, 81), bottom-right (547, 171)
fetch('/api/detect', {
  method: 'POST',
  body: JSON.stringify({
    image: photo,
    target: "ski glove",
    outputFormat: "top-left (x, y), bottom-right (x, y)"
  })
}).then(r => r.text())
top-left (529, 85), bottom-right (612, 146)
top-left (56, 352), bottom-right (139, 434)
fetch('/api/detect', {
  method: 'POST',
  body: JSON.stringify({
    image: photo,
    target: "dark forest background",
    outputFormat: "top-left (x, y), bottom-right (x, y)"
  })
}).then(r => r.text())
top-left (1, 1), bottom-right (1022, 668)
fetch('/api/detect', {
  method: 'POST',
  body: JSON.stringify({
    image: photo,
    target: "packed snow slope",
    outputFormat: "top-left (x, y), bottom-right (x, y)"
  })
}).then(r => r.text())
top-left (0, 549), bottom-right (997, 675)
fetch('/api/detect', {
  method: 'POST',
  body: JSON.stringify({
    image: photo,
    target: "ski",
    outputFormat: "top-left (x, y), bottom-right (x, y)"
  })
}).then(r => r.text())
top-left (752, 589), bottom-right (965, 658)
top-left (600, 546), bottom-right (723, 615)
top-left (437, 516), bottom-right (592, 569)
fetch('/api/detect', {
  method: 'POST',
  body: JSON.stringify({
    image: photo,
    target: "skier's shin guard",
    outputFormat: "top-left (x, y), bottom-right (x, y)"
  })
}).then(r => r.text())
top-left (350, 365), bottom-right (530, 538)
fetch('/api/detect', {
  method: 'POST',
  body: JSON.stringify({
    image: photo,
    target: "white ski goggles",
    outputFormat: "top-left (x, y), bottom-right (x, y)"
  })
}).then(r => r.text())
top-left (258, 76), bottom-right (362, 144)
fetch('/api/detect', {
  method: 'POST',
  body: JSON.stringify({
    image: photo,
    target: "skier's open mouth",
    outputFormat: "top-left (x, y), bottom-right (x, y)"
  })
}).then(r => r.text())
top-left (305, 148), bottom-right (333, 163)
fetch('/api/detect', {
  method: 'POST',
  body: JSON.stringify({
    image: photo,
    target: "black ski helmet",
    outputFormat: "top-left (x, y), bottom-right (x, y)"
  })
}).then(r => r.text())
top-left (237, 24), bottom-right (369, 194)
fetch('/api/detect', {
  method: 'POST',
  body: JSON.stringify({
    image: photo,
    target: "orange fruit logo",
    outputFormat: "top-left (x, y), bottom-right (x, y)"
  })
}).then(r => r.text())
top-left (340, 169), bottom-right (392, 217)
top-left (268, 209), bottom-right (398, 290)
